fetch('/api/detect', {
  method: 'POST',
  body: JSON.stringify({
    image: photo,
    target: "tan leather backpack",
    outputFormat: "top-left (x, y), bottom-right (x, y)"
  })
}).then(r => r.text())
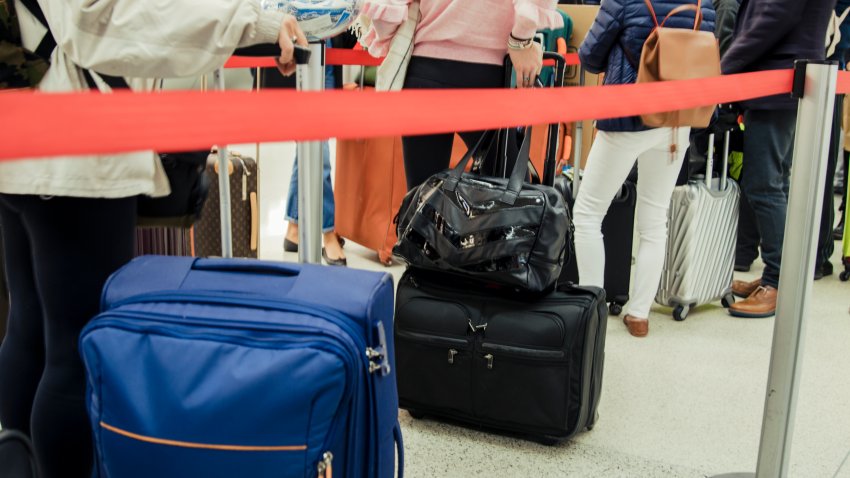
top-left (637, 0), bottom-right (721, 128)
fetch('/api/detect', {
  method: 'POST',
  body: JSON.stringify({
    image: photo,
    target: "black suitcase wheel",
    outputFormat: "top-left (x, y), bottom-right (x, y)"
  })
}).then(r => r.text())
top-left (407, 409), bottom-right (426, 419)
top-left (534, 436), bottom-right (560, 446)
top-left (586, 411), bottom-right (600, 431)
top-left (721, 293), bottom-right (735, 308)
top-left (608, 303), bottom-right (623, 316)
top-left (840, 270), bottom-right (850, 282)
top-left (673, 304), bottom-right (689, 321)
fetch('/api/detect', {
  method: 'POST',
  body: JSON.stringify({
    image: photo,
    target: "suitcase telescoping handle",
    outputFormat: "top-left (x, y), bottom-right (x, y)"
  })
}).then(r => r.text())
top-left (705, 130), bottom-right (732, 191)
top-left (572, 66), bottom-right (586, 200)
top-left (501, 51), bottom-right (568, 186)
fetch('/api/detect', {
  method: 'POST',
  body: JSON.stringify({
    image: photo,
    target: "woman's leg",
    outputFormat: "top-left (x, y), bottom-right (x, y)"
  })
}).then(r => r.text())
top-left (7, 195), bottom-right (136, 478)
top-left (402, 133), bottom-right (456, 191)
top-left (286, 141), bottom-right (334, 231)
top-left (0, 197), bottom-right (45, 435)
top-left (573, 130), bottom-right (654, 289)
top-left (285, 154), bottom-right (300, 225)
top-left (627, 128), bottom-right (689, 318)
top-left (401, 57), bottom-right (503, 190)
top-left (321, 141), bottom-right (335, 233)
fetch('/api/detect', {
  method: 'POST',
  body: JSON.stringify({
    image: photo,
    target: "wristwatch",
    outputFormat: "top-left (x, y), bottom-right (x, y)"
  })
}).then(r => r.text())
top-left (507, 34), bottom-right (534, 50)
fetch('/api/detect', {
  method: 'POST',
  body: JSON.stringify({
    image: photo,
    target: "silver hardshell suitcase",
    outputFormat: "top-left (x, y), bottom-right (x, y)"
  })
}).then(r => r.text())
top-left (656, 132), bottom-right (740, 321)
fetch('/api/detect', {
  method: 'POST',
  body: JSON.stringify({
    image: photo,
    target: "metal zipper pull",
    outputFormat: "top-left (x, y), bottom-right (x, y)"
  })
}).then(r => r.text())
top-left (366, 322), bottom-right (391, 376)
top-left (468, 320), bottom-right (487, 334)
top-left (484, 353), bottom-right (494, 370)
top-left (317, 451), bottom-right (333, 478)
top-left (448, 349), bottom-right (458, 365)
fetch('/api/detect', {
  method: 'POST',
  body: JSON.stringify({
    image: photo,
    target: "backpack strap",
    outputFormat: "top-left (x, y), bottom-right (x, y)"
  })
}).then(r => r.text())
top-left (17, 0), bottom-right (55, 59)
top-left (16, 0), bottom-right (129, 91)
top-left (644, 0), bottom-right (703, 30)
top-left (643, 0), bottom-right (660, 28)
top-left (82, 69), bottom-right (130, 90)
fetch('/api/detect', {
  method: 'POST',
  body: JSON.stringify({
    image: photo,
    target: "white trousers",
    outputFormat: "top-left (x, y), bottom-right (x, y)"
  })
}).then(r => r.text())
top-left (573, 128), bottom-right (689, 318)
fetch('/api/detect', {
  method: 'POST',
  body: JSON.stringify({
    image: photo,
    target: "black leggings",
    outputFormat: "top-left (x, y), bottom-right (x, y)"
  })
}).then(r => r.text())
top-left (0, 194), bottom-right (136, 478)
top-left (401, 56), bottom-right (504, 190)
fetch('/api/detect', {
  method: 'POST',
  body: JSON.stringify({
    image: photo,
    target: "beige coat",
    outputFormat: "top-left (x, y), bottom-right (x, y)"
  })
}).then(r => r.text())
top-left (0, 0), bottom-right (285, 198)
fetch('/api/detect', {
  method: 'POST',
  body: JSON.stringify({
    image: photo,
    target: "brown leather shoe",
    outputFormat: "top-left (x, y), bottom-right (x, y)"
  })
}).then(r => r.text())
top-left (729, 286), bottom-right (777, 318)
top-left (732, 278), bottom-right (762, 298)
top-left (623, 315), bottom-right (648, 337)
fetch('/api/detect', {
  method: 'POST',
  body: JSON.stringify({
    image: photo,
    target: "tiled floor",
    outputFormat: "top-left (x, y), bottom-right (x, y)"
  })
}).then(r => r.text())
top-left (253, 139), bottom-right (850, 477)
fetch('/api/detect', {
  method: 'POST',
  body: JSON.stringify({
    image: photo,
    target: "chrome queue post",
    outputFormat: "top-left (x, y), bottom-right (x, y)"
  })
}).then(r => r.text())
top-left (212, 67), bottom-right (234, 258)
top-left (713, 60), bottom-right (838, 478)
top-left (294, 43), bottom-right (324, 265)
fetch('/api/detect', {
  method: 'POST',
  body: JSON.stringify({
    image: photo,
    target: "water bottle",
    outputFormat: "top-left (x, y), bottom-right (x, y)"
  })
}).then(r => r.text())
top-left (260, 0), bottom-right (363, 41)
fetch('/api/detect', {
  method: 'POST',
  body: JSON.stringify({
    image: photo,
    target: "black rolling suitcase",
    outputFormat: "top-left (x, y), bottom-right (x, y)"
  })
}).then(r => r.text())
top-left (395, 269), bottom-right (607, 444)
top-left (556, 176), bottom-right (636, 316)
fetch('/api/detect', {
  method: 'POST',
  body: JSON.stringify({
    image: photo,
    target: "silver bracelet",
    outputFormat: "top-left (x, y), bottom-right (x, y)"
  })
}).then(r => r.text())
top-left (507, 35), bottom-right (533, 50)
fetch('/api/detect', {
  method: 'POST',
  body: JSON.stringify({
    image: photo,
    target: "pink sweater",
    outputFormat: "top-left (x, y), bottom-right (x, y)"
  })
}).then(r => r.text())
top-left (361, 0), bottom-right (563, 66)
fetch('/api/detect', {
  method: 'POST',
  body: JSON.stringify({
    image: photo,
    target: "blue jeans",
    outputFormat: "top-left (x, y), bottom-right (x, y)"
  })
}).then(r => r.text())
top-left (285, 141), bottom-right (334, 232)
top-left (740, 109), bottom-right (798, 289)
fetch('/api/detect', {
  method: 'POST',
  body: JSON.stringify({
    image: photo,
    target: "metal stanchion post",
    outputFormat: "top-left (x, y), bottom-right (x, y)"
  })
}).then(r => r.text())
top-left (212, 68), bottom-right (234, 258)
top-left (295, 43), bottom-right (324, 264)
top-left (713, 60), bottom-right (838, 478)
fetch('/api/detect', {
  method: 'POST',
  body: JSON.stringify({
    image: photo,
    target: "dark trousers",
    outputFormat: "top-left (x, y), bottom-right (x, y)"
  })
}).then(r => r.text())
top-left (736, 189), bottom-right (762, 267)
top-left (0, 231), bottom-right (7, 342)
top-left (740, 109), bottom-right (797, 288)
top-left (401, 57), bottom-right (504, 191)
top-left (816, 96), bottom-right (843, 269)
top-left (0, 194), bottom-right (136, 478)
top-left (841, 150), bottom-right (848, 216)
top-left (738, 98), bottom-right (844, 272)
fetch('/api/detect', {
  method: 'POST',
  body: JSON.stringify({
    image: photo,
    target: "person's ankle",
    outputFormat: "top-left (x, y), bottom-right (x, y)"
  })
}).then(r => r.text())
top-left (323, 232), bottom-right (345, 258)
top-left (285, 222), bottom-right (299, 242)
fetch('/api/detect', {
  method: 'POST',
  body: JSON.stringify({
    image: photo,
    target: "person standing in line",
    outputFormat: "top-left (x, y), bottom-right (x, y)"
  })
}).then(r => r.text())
top-left (724, 0), bottom-right (836, 318)
top-left (359, 0), bottom-right (564, 191)
top-left (0, 1), bottom-right (307, 476)
top-left (572, 0), bottom-right (716, 338)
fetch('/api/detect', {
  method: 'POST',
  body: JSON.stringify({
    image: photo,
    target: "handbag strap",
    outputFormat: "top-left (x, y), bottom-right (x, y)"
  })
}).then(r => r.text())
top-left (444, 130), bottom-right (498, 187)
top-left (644, 0), bottom-right (702, 30)
top-left (443, 126), bottom-right (533, 206)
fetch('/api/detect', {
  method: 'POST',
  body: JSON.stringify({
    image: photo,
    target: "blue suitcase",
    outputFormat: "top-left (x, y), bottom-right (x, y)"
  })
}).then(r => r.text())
top-left (79, 256), bottom-right (403, 478)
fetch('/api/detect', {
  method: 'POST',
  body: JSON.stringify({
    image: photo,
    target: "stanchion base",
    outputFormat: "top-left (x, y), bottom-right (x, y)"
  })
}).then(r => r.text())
top-left (710, 473), bottom-right (755, 477)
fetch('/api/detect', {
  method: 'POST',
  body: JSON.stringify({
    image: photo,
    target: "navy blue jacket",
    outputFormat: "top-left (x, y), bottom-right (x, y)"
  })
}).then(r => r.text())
top-left (721, 0), bottom-right (836, 110)
top-left (579, 0), bottom-right (716, 132)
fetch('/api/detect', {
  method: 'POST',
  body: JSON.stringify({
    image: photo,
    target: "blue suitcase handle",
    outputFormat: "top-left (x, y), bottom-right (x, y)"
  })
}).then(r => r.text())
top-left (192, 258), bottom-right (301, 276)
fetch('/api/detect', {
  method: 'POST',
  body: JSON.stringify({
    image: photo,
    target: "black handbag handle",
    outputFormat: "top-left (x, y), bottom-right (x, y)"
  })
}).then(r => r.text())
top-left (443, 130), bottom-right (497, 189)
top-left (443, 127), bottom-right (532, 206)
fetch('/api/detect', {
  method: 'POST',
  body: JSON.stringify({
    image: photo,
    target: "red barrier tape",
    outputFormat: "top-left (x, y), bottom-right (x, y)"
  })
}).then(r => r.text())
top-left (0, 70), bottom-right (793, 161)
top-left (224, 49), bottom-right (581, 69)
top-left (838, 70), bottom-right (850, 95)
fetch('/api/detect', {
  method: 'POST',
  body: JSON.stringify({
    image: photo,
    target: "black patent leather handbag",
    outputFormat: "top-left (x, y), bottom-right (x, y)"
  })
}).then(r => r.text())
top-left (393, 128), bottom-right (570, 292)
